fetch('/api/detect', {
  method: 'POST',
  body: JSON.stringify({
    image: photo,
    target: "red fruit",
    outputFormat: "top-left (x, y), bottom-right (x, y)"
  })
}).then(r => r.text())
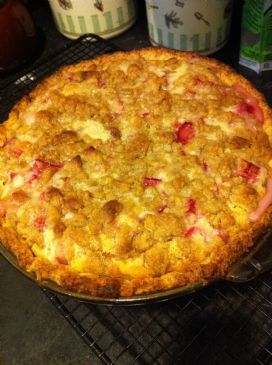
top-left (34, 216), bottom-right (46, 231)
top-left (234, 84), bottom-right (264, 123)
top-left (237, 160), bottom-right (260, 183)
top-left (186, 198), bottom-right (197, 215)
top-left (9, 172), bottom-right (18, 180)
top-left (29, 159), bottom-right (63, 183)
top-left (202, 162), bottom-right (209, 172)
top-left (12, 148), bottom-right (23, 157)
top-left (35, 158), bottom-right (63, 169)
top-left (236, 101), bottom-right (263, 123)
top-left (253, 104), bottom-right (264, 123)
top-left (1, 138), bottom-right (15, 148)
top-left (144, 177), bottom-right (162, 187)
top-left (219, 230), bottom-right (229, 243)
top-left (184, 226), bottom-right (201, 238)
top-left (98, 80), bottom-right (106, 89)
top-left (39, 192), bottom-right (46, 201)
top-left (177, 122), bottom-right (195, 145)
top-left (194, 77), bottom-right (204, 86)
top-left (157, 204), bottom-right (167, 213)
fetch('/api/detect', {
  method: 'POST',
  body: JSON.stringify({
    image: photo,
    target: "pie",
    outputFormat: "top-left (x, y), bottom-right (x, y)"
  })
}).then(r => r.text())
top-left (0, 48), bottom-right (272, 298)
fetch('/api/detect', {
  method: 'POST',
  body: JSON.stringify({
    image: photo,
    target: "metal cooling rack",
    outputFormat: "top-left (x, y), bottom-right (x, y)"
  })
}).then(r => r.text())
top-left (0, 34), bottom-right (119, 122)
top-left (1, 34), bottom-right (272, 365)
top-left (42, 273), bottom-right (272, 365)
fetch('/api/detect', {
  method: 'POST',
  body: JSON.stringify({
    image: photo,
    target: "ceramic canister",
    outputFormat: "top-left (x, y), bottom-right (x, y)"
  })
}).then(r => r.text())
top-left (48, 0), bottom-right (137, 39)
top-left (145, 0), bottom-right (233, 55)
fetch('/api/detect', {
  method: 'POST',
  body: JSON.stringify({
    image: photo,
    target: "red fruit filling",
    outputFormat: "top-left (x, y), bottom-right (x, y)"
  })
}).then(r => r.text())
top-left (39, 192), bottom-right (46, 201)
top-left (157, 204), bottom-right (167, 213)
top-left (202, 162), bottom-right (209, 172)
top-left (184, 226), bottom-right (201, 238)
top-left (9, 172), bottom-right (18, 180)
top-left (12, 148), bottom-right (23, 157)
top-left (34, 216), bottom-right (46, 231)
top-left (176, 122), bottom-right (195, 145)
top-left (1, 138), bottom-right (14, 148)
top-left (29, 159), bottom-right (63, 183)
top-left (237, 160), bottom-right (260, 183)
top-left (219, 230), bottom-right (229, 243)
top-left (98, 80), bottom-right (106, 89)
top-left (234, 84), bottom-right (264, 123)
top-left (144, 177), bottom-right (162, 187)
top-left (186, 198), bottom-right (197, 215)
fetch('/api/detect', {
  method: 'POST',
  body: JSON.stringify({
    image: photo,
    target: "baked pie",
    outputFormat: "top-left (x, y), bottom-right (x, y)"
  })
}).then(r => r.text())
top-left (0, 48), bottom-right (272, 297)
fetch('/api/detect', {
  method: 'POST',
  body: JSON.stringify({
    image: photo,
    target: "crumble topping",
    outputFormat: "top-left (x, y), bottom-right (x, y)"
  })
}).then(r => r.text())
top-left (0, 48), bottom-right (272, 297)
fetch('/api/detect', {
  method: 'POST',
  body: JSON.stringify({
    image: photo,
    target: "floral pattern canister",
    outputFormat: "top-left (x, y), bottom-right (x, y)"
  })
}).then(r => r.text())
top-left (145, 0), bottom-right (233, 55)
top-left (48, 0), bottom-right (137, 39)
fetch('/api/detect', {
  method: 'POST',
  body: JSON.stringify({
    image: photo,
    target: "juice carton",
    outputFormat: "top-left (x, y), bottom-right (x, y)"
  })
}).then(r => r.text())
top-left (239, 0), bottom-right (272, 73)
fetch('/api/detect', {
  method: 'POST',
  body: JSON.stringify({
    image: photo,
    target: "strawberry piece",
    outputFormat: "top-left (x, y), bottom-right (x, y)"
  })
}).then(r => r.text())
top-left (219, 230), bottom-right (229, 243)
top-left (234, 84), bottom-right (264, 123)
top-left (35, 158), bottom-right (64, 169)
top-left (28, 162), bottom-right (43, 183)
top-left (12, 148), bottom-right (23, 157)
top-left (236, 101), bottom-right (263, 123)
top-left (9, 172), bottom-right (18, 180)
top-left (237, 160), bottom-right (260, 183)
top-left (177, 122), bottom-right (195, 145)
top-left (1, 138), bottom-right (15, 148)
top-left (237, 101), bottom-right (255, 115)
top-left (98, 80), bottom-right (106, 89)
top-left (32, 161), bottom-right (43, 178)
top-left (202, 162), bottom-right (209, 172)
top-left (184, 226), bottom-right (201, 238)
top-left (34, 216), bottom-right (46, 231)
top-left (186, 198), bottom-right (197, 215)
top-left (157, 204), bottom-right (167, 213)
top-left (141, 112), bottom-right (150, 118)
top-left (194, 77), bottom-right (205, 86)
top-left (252, 104), bottom-right (264, 123)
top-left (29, 159), bottom-right (63, 183)
top-left (39, 192), bottom-right (46, 201)
top-left (144, 177), bottom-right (162, 187)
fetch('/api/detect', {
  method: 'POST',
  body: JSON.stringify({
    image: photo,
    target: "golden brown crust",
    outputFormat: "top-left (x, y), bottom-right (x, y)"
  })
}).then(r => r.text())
top-left (1, 47), bottom-right (272, 298)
